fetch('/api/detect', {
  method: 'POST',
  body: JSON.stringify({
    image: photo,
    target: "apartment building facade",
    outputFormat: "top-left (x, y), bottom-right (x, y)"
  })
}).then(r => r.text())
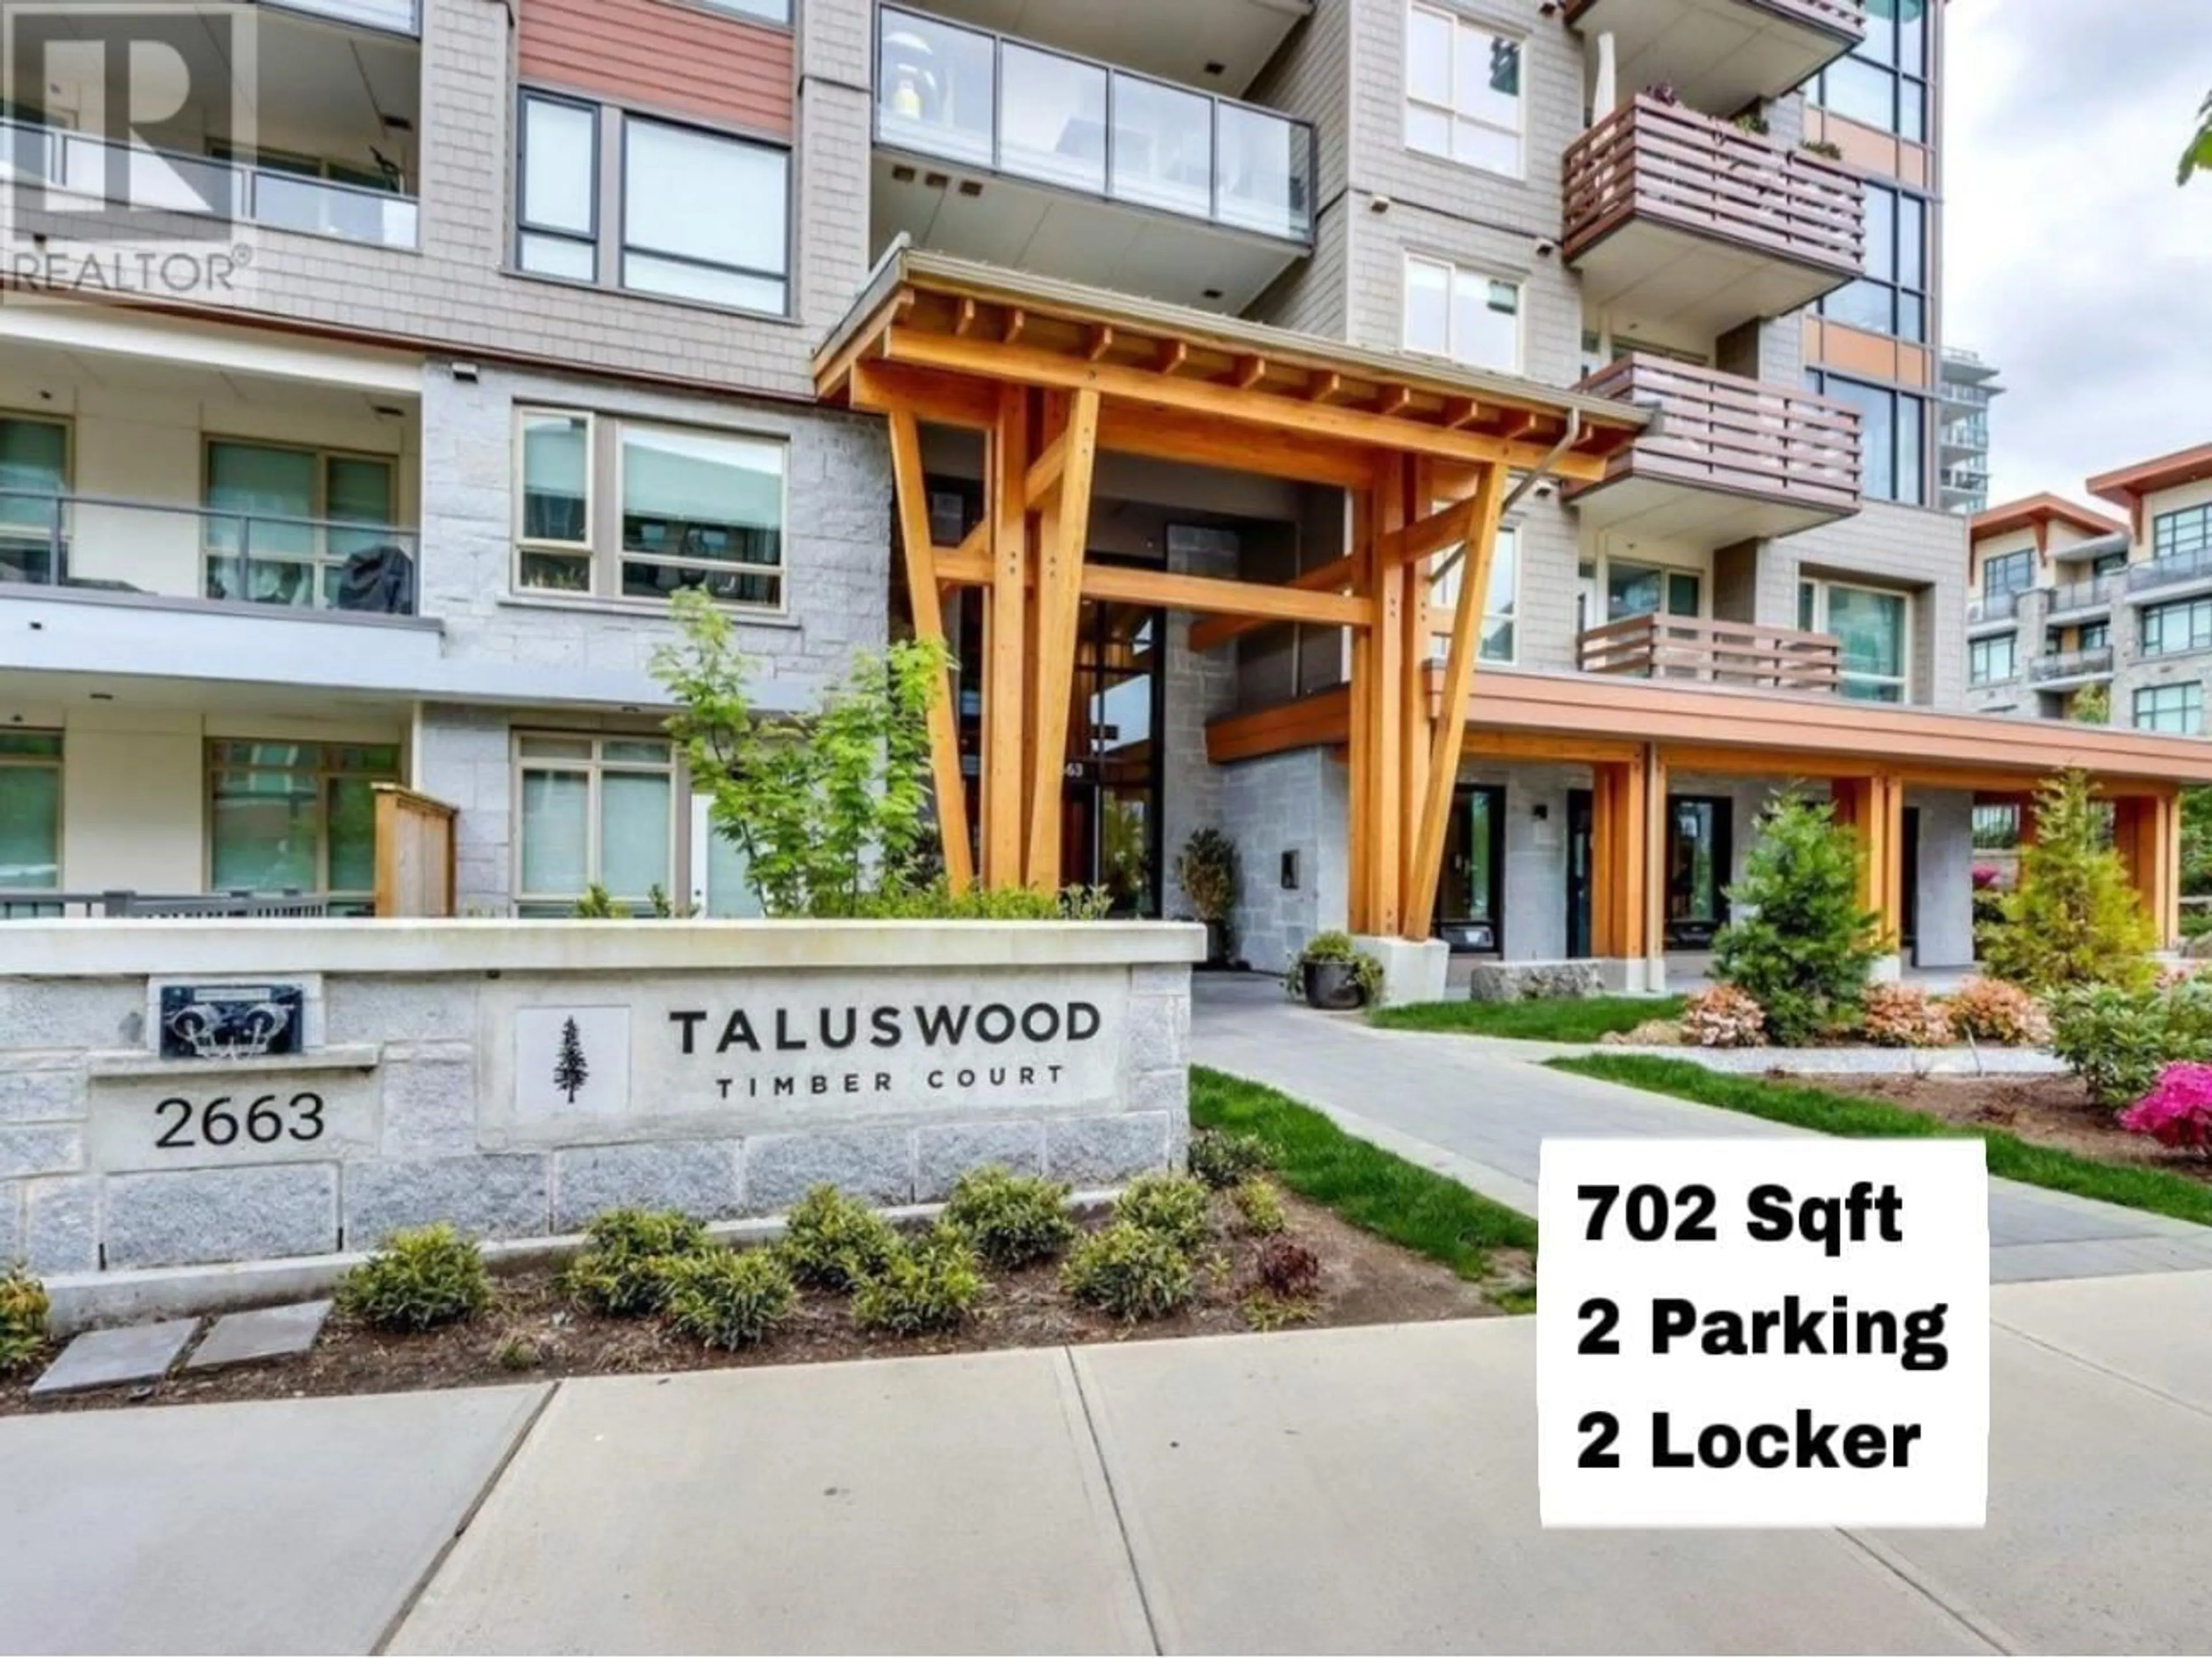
top-left (1967, 446), bottom-right (2212, 742)
top-left (1, 0), bottom-right (2199, 984)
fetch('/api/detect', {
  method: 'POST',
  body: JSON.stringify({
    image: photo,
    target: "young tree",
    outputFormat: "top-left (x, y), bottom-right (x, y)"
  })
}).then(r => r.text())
top-left (652, 588), bottom-right (949, 917)
top-left (1982, 770), bottom-right (2156, 992)
top-left (554, 1016), bottom-right (589, 1104)
top-left (2181, 89), bottom-right (2212, 184)
top-left (1711, 793), bottom-right (1883, 1046)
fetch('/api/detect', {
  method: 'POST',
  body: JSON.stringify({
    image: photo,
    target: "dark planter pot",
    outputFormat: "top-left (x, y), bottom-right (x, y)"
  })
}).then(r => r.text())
top-left (1200, 919), bottom-right (1229, 967)
top-left (1302, 959), bottom-right (1365, 1011)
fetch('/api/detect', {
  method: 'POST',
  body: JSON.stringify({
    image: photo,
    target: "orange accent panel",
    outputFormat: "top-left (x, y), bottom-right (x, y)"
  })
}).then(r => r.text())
top-left (1814, 321), bottom-right (1901, 382)
top-left (520, 0), bottom-right (793, 135)
top-left (1894, 344), bottom-right (1931, 388)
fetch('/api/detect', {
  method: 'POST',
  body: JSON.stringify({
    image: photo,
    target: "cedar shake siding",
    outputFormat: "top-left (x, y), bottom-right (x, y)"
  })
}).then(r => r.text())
top-left (520, 0), bottom-right (794, 136)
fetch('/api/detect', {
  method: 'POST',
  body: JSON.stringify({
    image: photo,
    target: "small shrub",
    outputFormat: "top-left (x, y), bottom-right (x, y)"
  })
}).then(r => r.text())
top-left (0, 1268), bottom-right (50, 1375)
top-left (560, 1208), bottom-right (713, 1316)
top-left (661, 1247), bottom-right (798, 1349)
top-left (1241, 1290), bottom-right (1317, 1331)
top-left (1680, 985), bottom-right (1767, 1049)
top-left (339, 1224), bottom-right (491, 1332)
top-left (855, 881), bottom-right (1113, 921)
top-left (1188, 1129), bottom-right (1271, 1190)
top-left (1599, 1017), bottom-right (1687, 1047)
top-left (1946, 978), bottom-right (2052, 1047)
top-left (494, 1334), bottom-right (544, 1371)
top-left (2049, 979), bottom-right (2212, 1108)
top-left (2119, 1061), bottom-right (2212, 1152)
top-left (1228, 1178), bottom-right (1287, 1236)
top-left (850, 1224), bottom-right (984, 1335)
top-left (1712, 793), bottom-right (1882, 1045)
top-left (780, 1185), bottom-right (900, 1291)
top-left (571, 882), bottom-right (628, 919)
top-left (1286, 930), bottom-right (1385, 1004)
top-left (1253, 1236), bottom-right (1322, 1299)
top-left (1062, 1221), bottom-right (1196, 1321)
top-left (942, 1166), bottom-right (1075, 1270)
top-left (1983, 771), bottom-right (2156, 993)
top-left (1860, 983), bottom-right (1955, 1049)
top-left (1113, 1171), bottom-right (1212, 1252)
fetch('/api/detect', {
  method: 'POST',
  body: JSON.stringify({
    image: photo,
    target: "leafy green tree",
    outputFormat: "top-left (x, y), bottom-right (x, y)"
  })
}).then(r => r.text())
top-left (1712, 793), bottom-right (1883, 1045)
top-left (2182, 787), bottom-right (2212, 898)
top-left (1982, 771), bottom-right (2156, 993)
top-left (2182, 89), bottom-right (2212, 184)
top-left (2070, 684), bottom-right (2110, 726)
top-left (652, 589), bottom-right (949, 917)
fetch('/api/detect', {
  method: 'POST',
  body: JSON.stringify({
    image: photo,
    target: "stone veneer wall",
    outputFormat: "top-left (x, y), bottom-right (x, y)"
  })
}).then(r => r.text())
top-left (0, 923), bottom-right (1198, 1280)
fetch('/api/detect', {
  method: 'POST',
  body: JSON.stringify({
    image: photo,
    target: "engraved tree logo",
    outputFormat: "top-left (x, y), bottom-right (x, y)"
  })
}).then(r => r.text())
top-left (553, 1016), bottom-right (590, 1105)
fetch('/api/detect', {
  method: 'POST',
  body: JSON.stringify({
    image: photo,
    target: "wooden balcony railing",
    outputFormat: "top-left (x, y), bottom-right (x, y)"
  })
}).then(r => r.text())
top-left (1578, 613), bottom-right (1843, 693)
top-left (1563, 95), bottom-right (1863, 274)
top-left (1571, 354), bottom-right (1862, 513)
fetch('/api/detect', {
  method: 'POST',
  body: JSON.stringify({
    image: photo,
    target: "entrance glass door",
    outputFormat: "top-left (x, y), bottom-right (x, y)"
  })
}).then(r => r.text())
top-left (1665, 795), bottom-right (1733, 950)
top-left (1567, 788), bottom-right (1594, 959)
top-left (1062, 594), bottom-right (1165, 916)
top-left (1435, 783), bottom-right (1504, 953)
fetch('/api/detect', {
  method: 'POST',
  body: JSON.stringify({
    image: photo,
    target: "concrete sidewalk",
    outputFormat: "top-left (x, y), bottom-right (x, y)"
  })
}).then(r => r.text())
top-left (6, 1273), bottom-right (2212, 1653)
top-left (1192, 976), bottom-right (2212, 1283)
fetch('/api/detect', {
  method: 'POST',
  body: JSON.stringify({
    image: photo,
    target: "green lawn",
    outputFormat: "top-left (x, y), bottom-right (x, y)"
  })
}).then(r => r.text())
top-left (1191, 1067), bottom-right (1538, 1287)
top-left (1369, 995), bottom-right (1685, 1042)
top-left (1555, 1054), bottom-right (2212, 1231)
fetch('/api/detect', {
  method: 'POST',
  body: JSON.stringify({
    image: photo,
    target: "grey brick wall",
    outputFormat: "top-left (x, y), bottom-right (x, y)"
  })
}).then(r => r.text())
top-left (1161, 534), bottom-right (1243, 920)
top-left (1221, 749), bottom-right (1349, 973)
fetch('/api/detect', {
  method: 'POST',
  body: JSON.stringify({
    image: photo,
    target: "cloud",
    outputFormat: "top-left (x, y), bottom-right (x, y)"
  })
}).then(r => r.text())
top-left (1943, 0), bottom-right (2212, 504)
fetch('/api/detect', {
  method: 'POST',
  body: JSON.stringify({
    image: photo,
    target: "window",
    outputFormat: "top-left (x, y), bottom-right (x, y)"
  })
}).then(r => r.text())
top-left (517, 94), bottom-right (597, 280)
top-left (516, 412), bottom-right (786, 609)
top-left (515, 95), bottom-right (791, 314)
top-left (1812, 0), bottom-right (1927, 140)
top-left (2142, 597), bottom-right (2212, 657)
top-left (1606, 559), bottom-right (1700, 622)
top-left (1972, 803), bottom-right (2019, 851)
top-left (1801, 578), bottom-right (1909, 701)
top-left (1404, 257), bottom-right (1522, 373)
top-left (1982, 549), bottom-right (2032, 597)
top-left (2155, 504), bottom-right (2212, 562)
top-left (623, 117), bottom-right (789, 313)
top-left (1404, 4), bottom-right (1522, 176)
top-left (1968, 633), bottom-right (2014, 685)
top-left (2134, 683), bottom-right (2203, 735)
top-left (1819, 183), bottom-right (1927, 342)
top-left (203, 441), bottom-right (396, 608)
top-left (514, 734), bottom-right (676, 915)
top-left (1810, 373), bottom-right (1927, 506)
top-left (0, 731), bottom-right (62, 894)
top-left (0, 418), bottom-right (69, 579)
top-left (693, 0), bottom-right (789, 21)
top-left (2092, 549), bottom-right (2128, 578)
top-left (207, 741), bottom-right (400, 912)
top-left (2080, 620), bottom-right (2110, 651)
top-left (1429, 525), bottom-right (1519, 664)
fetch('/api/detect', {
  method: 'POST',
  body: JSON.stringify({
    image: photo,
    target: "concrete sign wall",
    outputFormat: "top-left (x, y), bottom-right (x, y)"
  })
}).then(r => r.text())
top-left (0, 921), bottom-right (1201, 1279)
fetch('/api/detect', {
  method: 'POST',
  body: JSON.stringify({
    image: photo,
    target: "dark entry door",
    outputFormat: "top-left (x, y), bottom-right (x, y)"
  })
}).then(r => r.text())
top-left (1567, 788), bottom-right (1594, 959)
top-left (1061, 593), bottom-right (1166, 916)
top-left (1435, 783), bottom-right (1505, 953)
top-left (1902, 805), bottom-right (1921, 960)
top-left (1665, 795), bottom-right (1734, 951)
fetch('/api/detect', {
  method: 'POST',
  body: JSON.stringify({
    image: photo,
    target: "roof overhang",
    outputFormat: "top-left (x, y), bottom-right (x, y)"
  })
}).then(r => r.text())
top-left (814, 242), bottom-right (1647, 488)
top-left (1207, 669), bottom-right (2212, 791)
top-left (2089, 443), bottom-right (2212, 514)
top-left (1970, 492), bottom-right (2127, 545)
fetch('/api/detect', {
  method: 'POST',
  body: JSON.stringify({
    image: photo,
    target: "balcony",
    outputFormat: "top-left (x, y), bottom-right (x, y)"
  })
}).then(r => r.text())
top-left (870, 5), bottom-right (1315, 312)
top-left (2126, 546), bottom-right (2212, 601)
top-left (2046, 572), bottom-right (2121, 620)
top-left (1563, 97), bottom-right (1862, 339)
top-left (1563, 0), bottom-right (1863, 113)
top-left (1968, 589), bottom-right (2022, 631)
top-left (1578, 613), bottom-right (1843, 695)
top-left (277, 0), bottom-right (419, 33)
top-left (1563, 355), bottom-right (1862, 544)
top-left (2, 491), bottom-right (419, 617)
top-left (2029, 646), bottom-right (2115, 688)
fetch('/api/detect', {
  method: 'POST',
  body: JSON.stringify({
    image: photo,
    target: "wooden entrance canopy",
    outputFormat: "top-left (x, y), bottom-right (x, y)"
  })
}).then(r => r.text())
top-left (815, 245), bottom-right (1649, 935)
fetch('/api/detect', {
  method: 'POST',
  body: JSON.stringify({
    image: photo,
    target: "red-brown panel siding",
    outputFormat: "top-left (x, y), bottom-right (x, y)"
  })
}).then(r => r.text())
top-left (520, 0), bottom-right (792, 136)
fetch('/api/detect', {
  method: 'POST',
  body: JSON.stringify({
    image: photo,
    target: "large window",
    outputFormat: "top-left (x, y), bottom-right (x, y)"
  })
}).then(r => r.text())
top-left (2134, 683), bottom-right (2204, 735)
top-left (1982, 548), bottom-right (2032, 597)
top-left (207, 741), bottom-right (400, 910)
top-left (203, 440), bottom-right (397, 608)
top-left (2142, 597), bottom-right (2212, 657)
top-left (1810, 373), bottom-right (1927, 507)
top-left (1429, 525), bottom-right (1520, 665)
top-left (1801, 578), bottom-right (1910, 702)
top-left (514, 734), bottom-right (676, 915)
top-left (2154, 504), bottom-right (2212, 562)
top-left (2080, 620), bottom-right (2111, 651)
top-left (516, 409), bottom-right (786, 609)
top-left (0, 731), bottom-right (62, 894)
top-left (1812, 0), bottom-right (1927, 140)
top-left (1404, 257), bottom-right (1522, 374)
top-left (0, 417), bottom-right (69, 581)
top-left (1821, 183), bottom-right (1927, 342)
top-left (516, 95), bottom-right (790, 315)
top-left (1972, 803), bottom-right (2019, 850)
top-left (1404, 3), bottom-right (1522, 176)
top-left (1969, 633), bottom-right (2015, 686)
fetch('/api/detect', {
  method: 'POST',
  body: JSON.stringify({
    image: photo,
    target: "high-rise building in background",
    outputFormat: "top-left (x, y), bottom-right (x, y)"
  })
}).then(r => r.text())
top-left (1940, 347), bottom-right (2005, 514)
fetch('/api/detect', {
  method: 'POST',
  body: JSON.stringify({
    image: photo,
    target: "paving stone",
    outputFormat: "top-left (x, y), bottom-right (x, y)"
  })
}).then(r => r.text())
top-left (29, 1318), bottom-right (198, 1397)
top-left (186, 1301), bottom-right (332, 1371)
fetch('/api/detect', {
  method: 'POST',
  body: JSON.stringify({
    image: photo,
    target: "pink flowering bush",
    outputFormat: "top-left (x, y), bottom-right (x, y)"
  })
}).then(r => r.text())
top-left (1680, 985), bottom-right (1767, 1049)
top-left (1860, 982), bottom-right (1955, 1048)
top-left (2118, 1061), bottom-right (2212, 1152)
top-left (1944, 978), bottom-right (2051, 1047)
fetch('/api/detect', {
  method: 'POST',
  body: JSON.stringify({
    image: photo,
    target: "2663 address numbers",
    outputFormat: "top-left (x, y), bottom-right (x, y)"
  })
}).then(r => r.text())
top-left (151, 1091), bottom-right (327, 1151)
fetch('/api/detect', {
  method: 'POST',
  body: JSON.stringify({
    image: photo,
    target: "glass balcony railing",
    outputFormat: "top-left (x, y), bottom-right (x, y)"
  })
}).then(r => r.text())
top-left (874, 5), bottom-right (1315, 244)
top-left (272, 0), bottom-right (421, 33)
top-left (1, 116), bottom-right (419, 249)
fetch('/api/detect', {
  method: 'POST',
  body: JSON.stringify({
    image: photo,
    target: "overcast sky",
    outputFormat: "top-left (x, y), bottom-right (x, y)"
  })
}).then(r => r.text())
top-left (1943, 0), bottom-right (2210, 506)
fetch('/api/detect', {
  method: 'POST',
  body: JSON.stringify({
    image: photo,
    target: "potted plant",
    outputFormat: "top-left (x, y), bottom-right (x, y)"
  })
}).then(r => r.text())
top-left (1801, 137), bottom-right (1844, 161)
top-left (1290, 931), bottom-right (1385, 1011)
top-left (1732, 109), bottom-right (1770, 137)
top-left (1173, 828), bottom-right (1240, 968)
